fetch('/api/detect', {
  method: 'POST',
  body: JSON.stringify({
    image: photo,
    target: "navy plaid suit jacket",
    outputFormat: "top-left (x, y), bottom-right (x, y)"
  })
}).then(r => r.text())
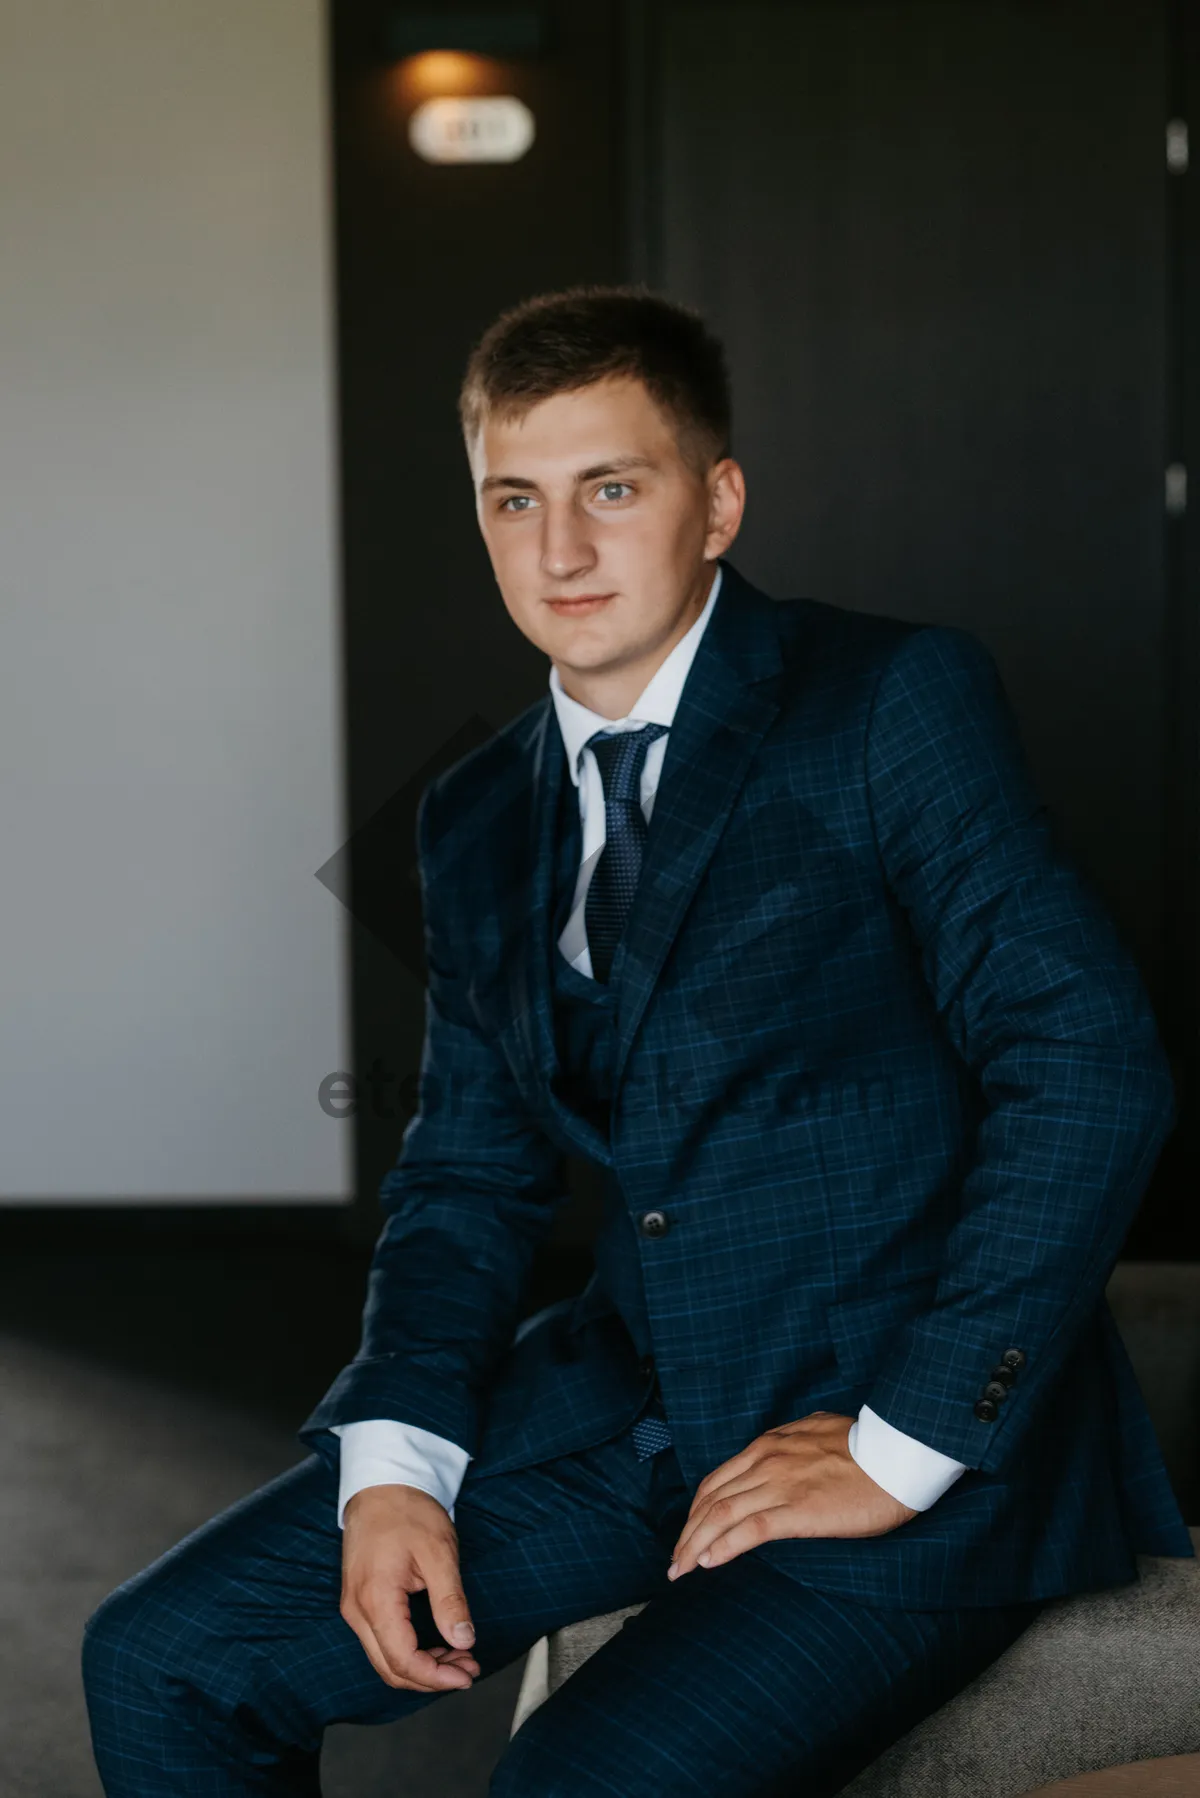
top-left (303, 559), bottom-right (1193, 1609)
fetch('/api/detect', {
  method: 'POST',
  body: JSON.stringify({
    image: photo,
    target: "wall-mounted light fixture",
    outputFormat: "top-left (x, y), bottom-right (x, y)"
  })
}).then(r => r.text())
top-left (409, 94), bottom-right (535, 163)
top-left (388, 10), bottom-right (544, 165)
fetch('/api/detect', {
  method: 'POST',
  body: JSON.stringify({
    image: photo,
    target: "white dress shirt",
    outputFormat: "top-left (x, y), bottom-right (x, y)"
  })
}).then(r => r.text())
top-left (334, 562), bottom-right (967, 1524)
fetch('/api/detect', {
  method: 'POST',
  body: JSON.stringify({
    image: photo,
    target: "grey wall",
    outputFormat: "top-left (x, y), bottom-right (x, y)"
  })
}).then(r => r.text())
top-left (0, 0), bottom-right (350, 1200)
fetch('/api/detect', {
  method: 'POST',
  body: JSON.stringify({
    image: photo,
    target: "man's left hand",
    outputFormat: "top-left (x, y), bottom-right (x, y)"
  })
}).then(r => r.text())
top-left (668, 1411), bottom-right (917, 1579)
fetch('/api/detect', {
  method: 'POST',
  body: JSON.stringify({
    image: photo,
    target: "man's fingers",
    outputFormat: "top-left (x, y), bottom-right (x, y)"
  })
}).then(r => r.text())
top-left (341, 1596), bottom-right (413, 1688)
top-left (669, 1478), bottom-right (776, 1577)
top-left (348, 1605), bottom-right (474, 1692)
top-left (346, 1585), bottom-right (473, 1693)
top-left (671, 1461), bottom-right (784, 1561)
top-left (689, 1504), bottom-right (796, 1570)
top-left (691, 1445), bottom-right (759, 1503)
top-left (343, 1604), bottom-right (420, 1690)
top-left (421, 1541), bottom-right (476, 1653)
top-left (339, 1487), bottom-right (481, 1692)
top-left (371, 1619), bottom-right (473, 1692)
top-left (430, 1648), bottom-right (482, 1680)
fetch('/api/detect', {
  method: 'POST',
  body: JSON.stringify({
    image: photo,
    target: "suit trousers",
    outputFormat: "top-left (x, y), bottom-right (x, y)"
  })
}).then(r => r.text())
top-left (83, 1423), bottom-right (1045, 1798)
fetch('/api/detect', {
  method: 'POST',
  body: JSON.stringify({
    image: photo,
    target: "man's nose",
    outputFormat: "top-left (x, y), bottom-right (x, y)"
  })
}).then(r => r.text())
top-left (539, 502), bottom-right (597, 580)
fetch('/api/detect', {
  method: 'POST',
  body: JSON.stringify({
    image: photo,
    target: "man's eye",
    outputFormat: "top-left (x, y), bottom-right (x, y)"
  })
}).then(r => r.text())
top-left (598, 482), bottom-right (633, 502)
top-left (499, 494), bottom-right (535, 512)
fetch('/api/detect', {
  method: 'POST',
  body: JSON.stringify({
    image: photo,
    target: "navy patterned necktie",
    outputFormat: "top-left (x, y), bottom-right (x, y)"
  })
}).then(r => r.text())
top-left (583, 722), bottom-right (670, 984)
top-left (630, 1409), bottom-right (673, 1460)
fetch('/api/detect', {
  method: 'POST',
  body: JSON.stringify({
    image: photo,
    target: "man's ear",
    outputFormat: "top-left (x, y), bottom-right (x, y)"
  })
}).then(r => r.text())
top-left (704, 456), bottom-right (746, 559)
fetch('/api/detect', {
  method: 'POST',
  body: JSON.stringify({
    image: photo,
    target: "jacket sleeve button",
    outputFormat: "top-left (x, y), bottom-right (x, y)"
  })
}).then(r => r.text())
top-left (989, 1364), bottom-right (1016, 1388)
top-left (638, 1210), bottom-right (670, 1239)
top-left (983, 1380), bottom-right (1010, 1404)
top-left (974, 1397), bottom-right (1000, 1423)
top-left (1000, 1347), bottom-right (1026, 1370)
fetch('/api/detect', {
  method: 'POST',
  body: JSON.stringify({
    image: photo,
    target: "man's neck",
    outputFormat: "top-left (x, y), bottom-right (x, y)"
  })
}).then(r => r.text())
top-left (552, 571), bottom-right (712, 718)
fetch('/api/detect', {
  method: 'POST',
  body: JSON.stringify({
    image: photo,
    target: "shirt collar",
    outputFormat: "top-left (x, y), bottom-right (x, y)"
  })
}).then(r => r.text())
top-left (549, 562), bottom-right (724, 788)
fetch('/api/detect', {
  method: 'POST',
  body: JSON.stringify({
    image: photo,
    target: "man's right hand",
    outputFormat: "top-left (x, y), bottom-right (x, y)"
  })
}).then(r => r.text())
top-left (341, 1484), bottom-right (480, 1692)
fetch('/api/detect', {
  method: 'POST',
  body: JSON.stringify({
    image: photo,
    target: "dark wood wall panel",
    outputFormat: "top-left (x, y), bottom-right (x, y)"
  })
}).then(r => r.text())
top-left (645, 0), bottom-right (1193, 1252)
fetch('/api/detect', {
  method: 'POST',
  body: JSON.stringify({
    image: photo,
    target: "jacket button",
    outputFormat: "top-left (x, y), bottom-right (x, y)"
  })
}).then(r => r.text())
top-left (1000, 1347), bottom-right (1026, 1370)
top-left (974, 1397), bottom-right (1000, 1423)
top-left (988, 1364), bottom-right (1016, 1388)
top-left (638, 1353), bottom-right (655, 1380)
top-left (983, 1380), bottom-right (1010, 1404)
top-left (638, 1209), bottom-right (670, 1239)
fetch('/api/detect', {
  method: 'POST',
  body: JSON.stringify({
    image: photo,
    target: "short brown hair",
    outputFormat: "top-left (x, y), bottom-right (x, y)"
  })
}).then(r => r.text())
top-left (458, 284), bottom-right (732, 473)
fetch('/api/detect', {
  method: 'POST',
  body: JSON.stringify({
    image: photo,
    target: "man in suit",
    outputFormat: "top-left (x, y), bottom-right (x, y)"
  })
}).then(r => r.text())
top-left (83, 286), bottom-right (1193, 1796)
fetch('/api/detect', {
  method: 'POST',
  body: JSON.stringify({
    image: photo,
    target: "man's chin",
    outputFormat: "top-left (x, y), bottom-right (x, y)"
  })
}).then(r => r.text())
top-left (552, 635), bottom-right (638, 679)
top-left (543, 616), bottom-right (625, 663)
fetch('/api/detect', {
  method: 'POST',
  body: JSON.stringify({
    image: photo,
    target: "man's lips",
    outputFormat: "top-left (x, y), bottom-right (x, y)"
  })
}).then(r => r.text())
top-left (544, 592), bottom-right (615, 614)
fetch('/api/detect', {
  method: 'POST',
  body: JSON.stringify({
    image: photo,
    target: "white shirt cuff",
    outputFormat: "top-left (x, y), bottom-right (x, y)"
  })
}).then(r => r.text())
top-left (330, 1420), bottom-right (471, 1530)
top-left (847, 1403), bottom-right (967, 1511)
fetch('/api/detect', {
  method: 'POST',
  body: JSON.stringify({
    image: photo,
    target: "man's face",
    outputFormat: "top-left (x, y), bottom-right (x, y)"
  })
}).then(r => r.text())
top-left (468, 375), bottom-right (744, 704)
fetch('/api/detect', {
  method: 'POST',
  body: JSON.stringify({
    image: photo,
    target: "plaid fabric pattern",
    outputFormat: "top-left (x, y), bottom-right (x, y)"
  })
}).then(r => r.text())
top-left (302, 559), bottom-right (1190, 1610)
top-left (83, 1448), bottom-right (1045, 1797)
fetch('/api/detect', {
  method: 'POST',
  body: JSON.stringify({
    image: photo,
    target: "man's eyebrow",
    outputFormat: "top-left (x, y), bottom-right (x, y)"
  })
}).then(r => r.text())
top-left (576, 454), bottom-right (658, 481)
top-left (479, 454), bottom-right (658, 495)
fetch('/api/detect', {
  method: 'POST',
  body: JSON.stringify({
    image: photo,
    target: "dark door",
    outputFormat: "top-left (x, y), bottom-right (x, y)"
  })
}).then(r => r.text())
top-left (649, 1), bottom-right (1166, 977)
top-left (641, 0), bottom-right (1188, 1243)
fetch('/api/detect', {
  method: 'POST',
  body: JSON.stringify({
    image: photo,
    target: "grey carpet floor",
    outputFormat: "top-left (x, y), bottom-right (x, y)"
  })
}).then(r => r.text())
top-left (0, 1333), bottom-right (525, 1797)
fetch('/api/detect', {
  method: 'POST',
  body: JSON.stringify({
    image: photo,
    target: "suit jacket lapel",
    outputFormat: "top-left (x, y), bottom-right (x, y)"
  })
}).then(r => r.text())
top-left (506, 559), bottom-right (783, 1154)
top-left (609, 563), bottom-right (783, 1096)
top-left (515, 697), bottom-right (614, 1163)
